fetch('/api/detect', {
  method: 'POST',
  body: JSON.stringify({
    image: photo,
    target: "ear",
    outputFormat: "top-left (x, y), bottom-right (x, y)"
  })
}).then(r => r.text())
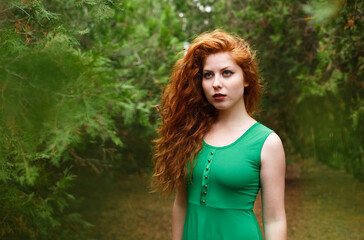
top-left (242, 70), bottom-right (249, 87)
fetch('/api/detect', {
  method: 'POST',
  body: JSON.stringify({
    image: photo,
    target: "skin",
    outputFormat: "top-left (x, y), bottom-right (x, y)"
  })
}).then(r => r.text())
top-left (172, 184), bottom-right (187, 240)
top-left (172, 52), bottom-right (286, 240)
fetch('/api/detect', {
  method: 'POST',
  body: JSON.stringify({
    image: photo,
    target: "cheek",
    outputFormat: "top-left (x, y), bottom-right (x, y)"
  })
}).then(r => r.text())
top-left (230, 79), bottom-right (243, 89)
top-left (230, 82), bottom-right (245, 98)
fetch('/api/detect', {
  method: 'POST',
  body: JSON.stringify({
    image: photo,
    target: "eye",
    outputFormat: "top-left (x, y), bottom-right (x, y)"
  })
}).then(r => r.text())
top-left (222, 70), bottom-right (233, 77)
top-left (203, 72), bottom-right (213, 79)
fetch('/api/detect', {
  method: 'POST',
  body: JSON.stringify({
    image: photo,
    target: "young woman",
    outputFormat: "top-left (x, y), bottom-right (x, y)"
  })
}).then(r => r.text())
top-left (152, 30), bottom-right (286, 240)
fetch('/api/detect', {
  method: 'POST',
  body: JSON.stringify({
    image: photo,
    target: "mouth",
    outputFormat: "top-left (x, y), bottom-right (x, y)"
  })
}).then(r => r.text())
top-left (212, 93), bottom-right (226, 100)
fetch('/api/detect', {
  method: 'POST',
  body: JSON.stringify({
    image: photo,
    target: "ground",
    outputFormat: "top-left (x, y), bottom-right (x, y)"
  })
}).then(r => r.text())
top-left (75, 159), bottom-right (364, 239)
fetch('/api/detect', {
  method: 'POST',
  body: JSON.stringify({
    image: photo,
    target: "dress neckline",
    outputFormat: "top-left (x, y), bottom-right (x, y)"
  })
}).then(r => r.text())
top-left (203, 122), bottom-right (260, 149)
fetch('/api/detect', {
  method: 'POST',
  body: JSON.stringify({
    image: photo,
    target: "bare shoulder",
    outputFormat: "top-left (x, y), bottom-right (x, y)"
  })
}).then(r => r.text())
top-left (263, 132), bottom-right (284, 151)
top-left (261, 132), bottom-right (285, 164)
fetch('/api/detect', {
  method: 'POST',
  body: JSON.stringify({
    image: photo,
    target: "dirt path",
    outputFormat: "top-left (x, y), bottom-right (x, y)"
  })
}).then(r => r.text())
top-left (76, 159), bottom-right (364, 239)
top-left (283, 160), bottom-right (364, 239)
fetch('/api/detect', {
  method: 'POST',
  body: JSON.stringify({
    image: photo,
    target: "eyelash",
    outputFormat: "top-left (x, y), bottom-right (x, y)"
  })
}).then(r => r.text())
top-left (203, 70), bottom-right (234, 79)
top-left (203, 72), bottom-right (213, 78)
top-left (222, 70), bottom-right (233, 76)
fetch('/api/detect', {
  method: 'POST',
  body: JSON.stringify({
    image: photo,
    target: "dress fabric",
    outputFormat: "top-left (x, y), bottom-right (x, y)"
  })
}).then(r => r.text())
top-left (183, 122), bottom-right (273, 240)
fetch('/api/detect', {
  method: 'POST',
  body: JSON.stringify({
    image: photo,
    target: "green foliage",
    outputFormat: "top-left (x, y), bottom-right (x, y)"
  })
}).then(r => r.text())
top-left (0, 0), bottom-right (169, 238)
top-left (0, 0), bottom-right (363, 238)
top-left (295, 0), bottom-right (364, 178)
top-left (0, 0), bottom-right (189, 237)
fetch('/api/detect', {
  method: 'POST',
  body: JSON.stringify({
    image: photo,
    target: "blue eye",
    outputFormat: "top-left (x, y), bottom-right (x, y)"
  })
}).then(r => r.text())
top-left (203, 72), bottom-right (213, 79)
top-left (222, 70), bottom-right (233, 77)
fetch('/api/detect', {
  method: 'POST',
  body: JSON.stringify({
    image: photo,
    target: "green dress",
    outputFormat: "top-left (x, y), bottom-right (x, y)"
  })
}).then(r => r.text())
top-left (183, 122), bottom-right (273, 240)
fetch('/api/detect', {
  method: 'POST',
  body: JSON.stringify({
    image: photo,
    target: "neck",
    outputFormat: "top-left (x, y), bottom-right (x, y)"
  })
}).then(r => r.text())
top-left (216, 100), bottom-right (252, 127)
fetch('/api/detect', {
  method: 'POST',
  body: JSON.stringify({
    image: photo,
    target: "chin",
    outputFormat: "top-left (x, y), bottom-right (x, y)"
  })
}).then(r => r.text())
top-left (211, 104), bottom-right (231, 111)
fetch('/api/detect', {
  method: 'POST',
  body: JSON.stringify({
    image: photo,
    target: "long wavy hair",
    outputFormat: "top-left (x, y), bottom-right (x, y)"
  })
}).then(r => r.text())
top-left (152, 29), bottom-right (262, 194)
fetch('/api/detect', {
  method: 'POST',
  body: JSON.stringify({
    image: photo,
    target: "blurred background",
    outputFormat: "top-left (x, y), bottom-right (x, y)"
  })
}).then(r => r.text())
top-left (0, 0), bottom-right (363, 239)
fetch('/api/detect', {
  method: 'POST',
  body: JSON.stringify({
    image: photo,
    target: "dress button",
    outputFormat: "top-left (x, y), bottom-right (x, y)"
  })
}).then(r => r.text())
top-left (204, 185), bottom-right (208, 188)
top-left (211, 152), bottom-right (214, 155)
top-left (204, 175), bottom-right (208, 179)
top-left (206, 167), bottom-right (209, 170)
top-left (202, 200), bottom-right (206, 203)
top-left (208, 159), bottom-right (211, 162)
top-left (203, 191), bottom-right (207, 195)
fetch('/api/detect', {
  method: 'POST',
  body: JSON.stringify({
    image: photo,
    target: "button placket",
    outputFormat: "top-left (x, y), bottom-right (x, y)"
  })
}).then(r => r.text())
top-left (200, 149), bottom-right (215, 205)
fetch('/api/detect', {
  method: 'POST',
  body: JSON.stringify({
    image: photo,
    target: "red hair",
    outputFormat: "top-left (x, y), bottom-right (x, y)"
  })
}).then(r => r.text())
top-left (152, 29), bottom-right (262, 194)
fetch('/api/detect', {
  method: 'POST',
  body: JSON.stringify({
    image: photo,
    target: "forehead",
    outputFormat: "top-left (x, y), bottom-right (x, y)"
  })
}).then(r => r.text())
top-left (203, 52), bottom-right (237, 69)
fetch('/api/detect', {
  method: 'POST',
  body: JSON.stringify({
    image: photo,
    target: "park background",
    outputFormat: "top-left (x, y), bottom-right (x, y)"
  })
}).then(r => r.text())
top-left (0, 0), bottom-right (363, 239)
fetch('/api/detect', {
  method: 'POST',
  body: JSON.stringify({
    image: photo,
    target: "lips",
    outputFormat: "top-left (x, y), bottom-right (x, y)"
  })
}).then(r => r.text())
top-left (212, 93), bottom-right (226, 100)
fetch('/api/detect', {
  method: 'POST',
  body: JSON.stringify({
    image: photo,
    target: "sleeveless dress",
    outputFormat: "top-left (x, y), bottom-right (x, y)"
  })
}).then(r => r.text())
top-left (183, 122), bottom-right (273, 240)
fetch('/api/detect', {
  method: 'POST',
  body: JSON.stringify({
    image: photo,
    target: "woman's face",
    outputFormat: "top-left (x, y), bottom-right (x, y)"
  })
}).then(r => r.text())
top-left (202, 52), bottom-right (248, 112)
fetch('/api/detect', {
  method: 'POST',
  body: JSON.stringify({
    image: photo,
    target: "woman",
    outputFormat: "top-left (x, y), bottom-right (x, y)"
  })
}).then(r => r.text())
top-left (152, 29), bottom-right (286, 240)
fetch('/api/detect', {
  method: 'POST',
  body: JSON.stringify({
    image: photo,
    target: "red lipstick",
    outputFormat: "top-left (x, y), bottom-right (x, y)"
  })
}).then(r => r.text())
top-left (213, 93), bottom-right (226, 100)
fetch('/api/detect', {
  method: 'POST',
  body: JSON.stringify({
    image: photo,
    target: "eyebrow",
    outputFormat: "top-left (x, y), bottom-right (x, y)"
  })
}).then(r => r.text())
top-left (203, 66), bottom-right (232, 72)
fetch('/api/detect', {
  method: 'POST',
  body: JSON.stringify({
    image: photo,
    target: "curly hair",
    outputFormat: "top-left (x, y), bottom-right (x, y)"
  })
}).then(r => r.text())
top-left (152, 29), bottom-right (262, 194)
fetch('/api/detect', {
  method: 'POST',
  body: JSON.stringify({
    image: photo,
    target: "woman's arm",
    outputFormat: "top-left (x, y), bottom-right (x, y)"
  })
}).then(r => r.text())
top-left (260, 132), bottom-right (287, 240)
top-left (172, 183), bottom-right (187, 240)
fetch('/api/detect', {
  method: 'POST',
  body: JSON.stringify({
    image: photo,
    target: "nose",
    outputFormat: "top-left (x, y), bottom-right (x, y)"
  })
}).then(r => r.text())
top-left (212, 75), bottom-right (222, 89)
